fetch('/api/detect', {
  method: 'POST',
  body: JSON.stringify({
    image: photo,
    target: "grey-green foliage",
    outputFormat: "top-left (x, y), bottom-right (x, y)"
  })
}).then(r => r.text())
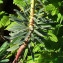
top-left (6, 9), bottom-right (29, 51)
top-left (6, 8), bottom-right (52, 51)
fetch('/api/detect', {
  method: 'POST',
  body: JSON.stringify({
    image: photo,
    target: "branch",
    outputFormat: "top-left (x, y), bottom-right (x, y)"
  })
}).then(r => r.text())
top-left (12, 0), bottom-right (35, 63)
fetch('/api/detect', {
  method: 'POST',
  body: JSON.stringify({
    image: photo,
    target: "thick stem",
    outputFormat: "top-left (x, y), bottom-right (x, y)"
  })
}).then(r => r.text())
top-left (29, 0), bottom-right (35, 31)
top-left (12, 0), bottom-right (35, 63)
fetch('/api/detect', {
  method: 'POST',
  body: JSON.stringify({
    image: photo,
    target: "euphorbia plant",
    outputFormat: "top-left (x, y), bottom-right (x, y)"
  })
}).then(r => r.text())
top-left (6, 0), bottom-right (52, 63)
top-left (12, 0), bottom-right (35, 63)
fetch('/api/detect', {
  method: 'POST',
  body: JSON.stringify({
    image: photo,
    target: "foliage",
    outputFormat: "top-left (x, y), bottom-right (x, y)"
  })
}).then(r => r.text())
top-left (13, 0), bottom-right (30, 11)
top-left (0, 0), bottom-right (63, 63)
top-left (0, 0), bottom-right (3, 3)
top-left (0, 41), bottom-right (9, 63)
top-left (0, 11), bottom-right (10, 28)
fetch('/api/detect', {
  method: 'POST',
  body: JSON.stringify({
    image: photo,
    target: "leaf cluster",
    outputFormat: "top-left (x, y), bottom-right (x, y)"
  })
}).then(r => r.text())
top-left (0, 0), bottom-right (63, 63)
